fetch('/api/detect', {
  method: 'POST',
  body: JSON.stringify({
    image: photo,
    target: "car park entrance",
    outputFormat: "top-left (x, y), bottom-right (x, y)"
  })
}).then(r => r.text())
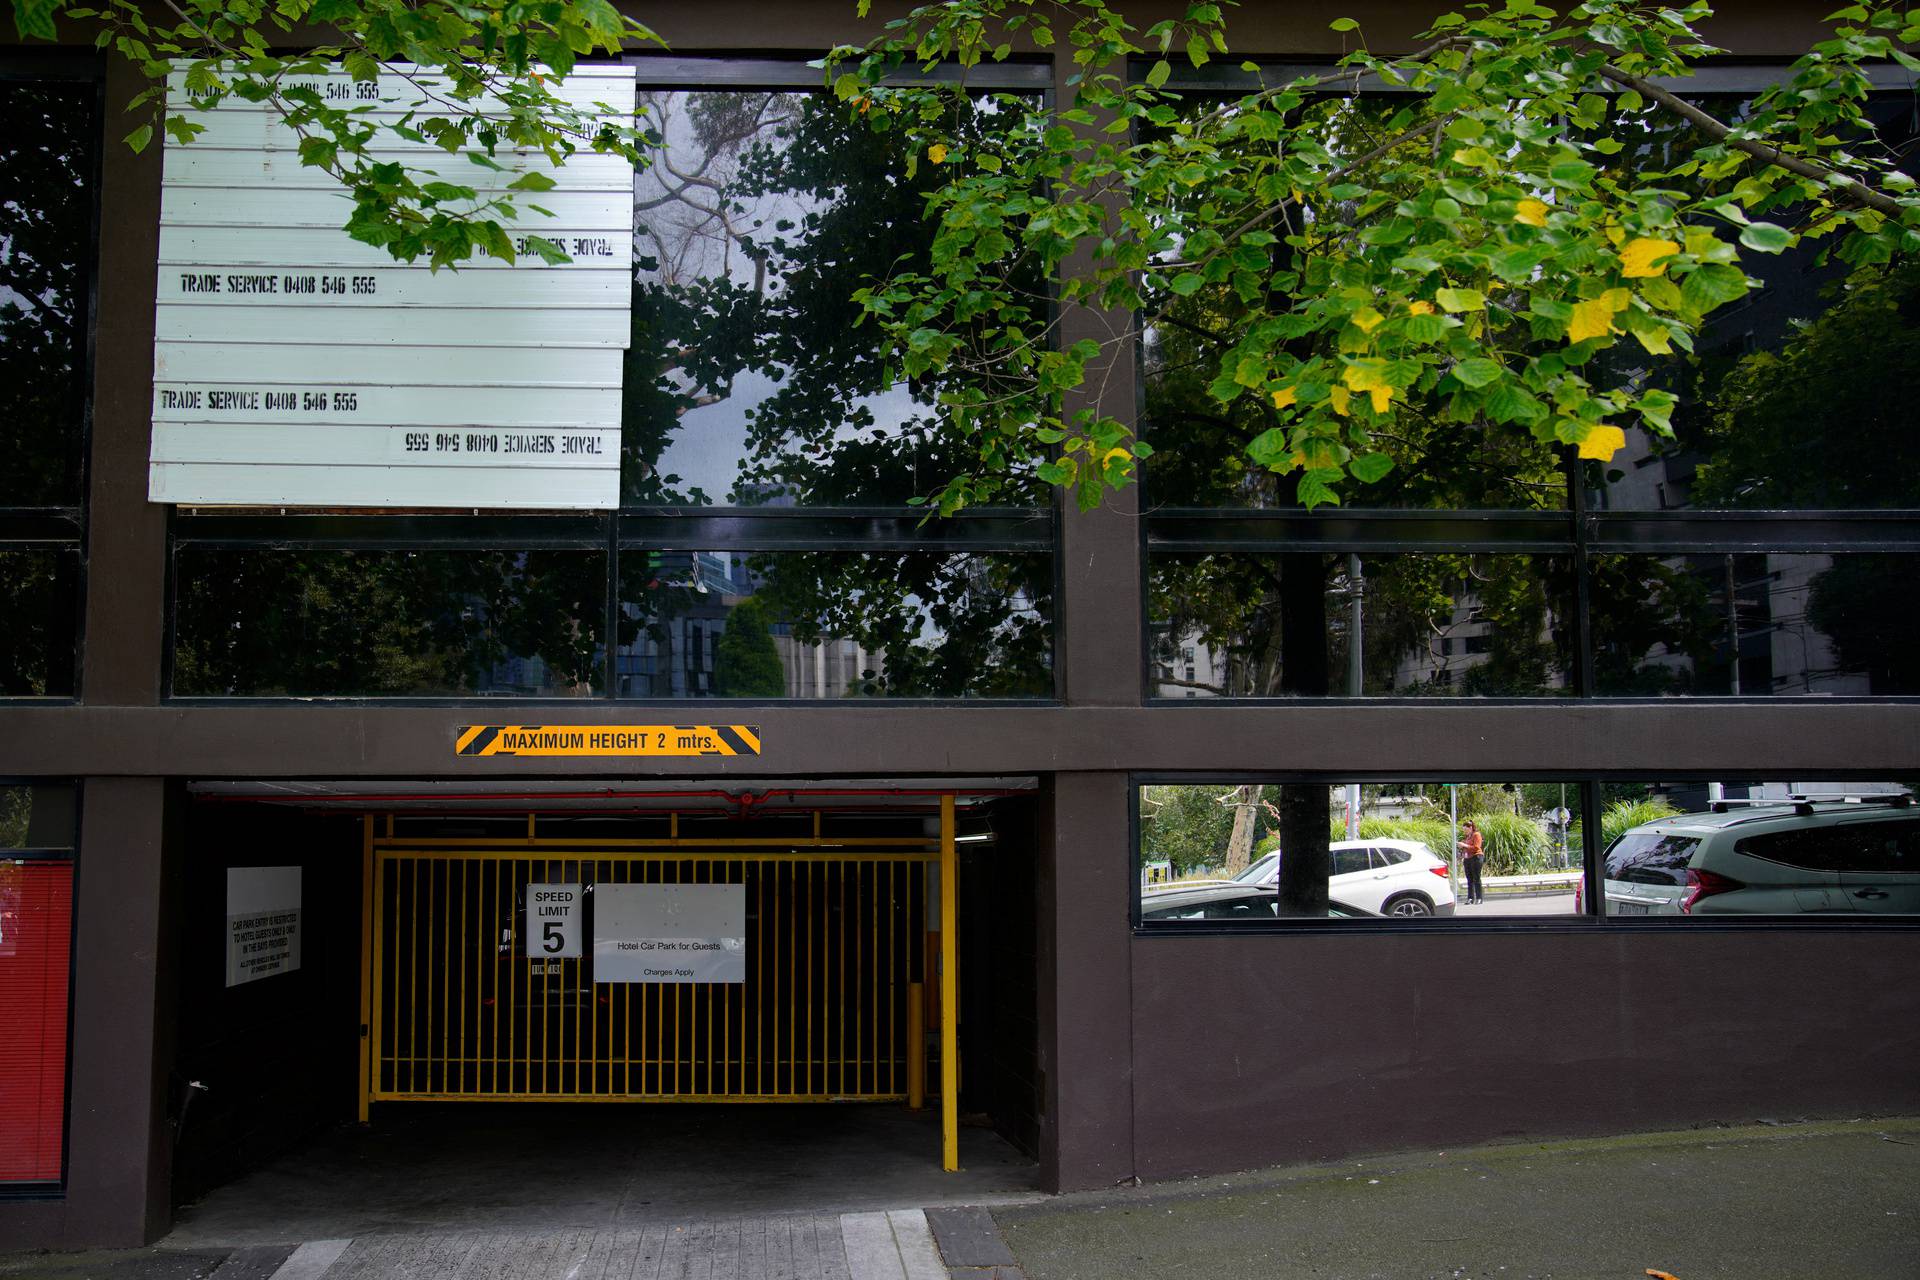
top-left (160, 780), bottom-right (1041, 1231)
top-left (365, 830), bottom-right (937, 1111)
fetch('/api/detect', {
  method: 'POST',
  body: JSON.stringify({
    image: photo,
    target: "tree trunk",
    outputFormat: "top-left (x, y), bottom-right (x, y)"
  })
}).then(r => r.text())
top-left (1276, 547), bottom-right (1333, 916)
top-left (1223, 786), bottom-right (1257, 875)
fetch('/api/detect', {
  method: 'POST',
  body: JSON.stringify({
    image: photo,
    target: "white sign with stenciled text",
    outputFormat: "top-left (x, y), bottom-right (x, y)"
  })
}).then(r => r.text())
top-left (149, 63), bottom-right (635, 509)
top-left (226, 865), bottom-right (301, 987)
top-left (593, 883), bottom-right (745, 984)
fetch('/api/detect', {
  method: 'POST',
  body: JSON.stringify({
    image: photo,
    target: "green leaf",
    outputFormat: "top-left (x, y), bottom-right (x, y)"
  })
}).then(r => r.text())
top-left (123, 122), bottom-right (153, 153)
top-left (1435, 286), bottom-right (1485, 313)
top-left (1349, 452), bottom-right (1394, 483)
top-left (1246, 427), bottom-right (1290, 467)
top-left (1681, 262), bottom-right (1750, 312)
top-left (1168, 272), bottom-right (1205, 297)
top-left (520, 234), bottom-right (571, 265)
top-left (1738, 221), bottom-right (1793, 253)
top-left (1485, 381), bottom-right (1547, 425)
top-left (1329, 17), bottom-right (1359, 31)
top-left (1450, 357), bottom-right (1502, 389)
top-left (1145, 59), bottom-right (1171, 89)
top-left (507, 170), bottom-right (557, 192)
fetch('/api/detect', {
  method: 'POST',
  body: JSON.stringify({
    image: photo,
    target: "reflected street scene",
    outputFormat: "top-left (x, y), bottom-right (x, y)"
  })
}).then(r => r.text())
top-left (1137, 781), bottom-right (1585, 921)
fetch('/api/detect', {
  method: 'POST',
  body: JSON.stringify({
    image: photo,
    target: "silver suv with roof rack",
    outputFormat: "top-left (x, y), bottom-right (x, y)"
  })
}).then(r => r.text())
top-left (1602, 793), bottom-right (1919, 916)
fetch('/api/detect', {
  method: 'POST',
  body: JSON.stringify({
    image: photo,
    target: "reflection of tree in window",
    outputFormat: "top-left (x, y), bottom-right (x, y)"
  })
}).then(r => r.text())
top-left (1149, 553), bottom-right (1573, 699)
top-left (0, 82), bottom-right (92, 507)
top-left (623, 89), bottom-right (1045, 509)
top-left (620, 551), bottom-right (1051, 700)
top-left (172, 550), bottom-right (607, 697)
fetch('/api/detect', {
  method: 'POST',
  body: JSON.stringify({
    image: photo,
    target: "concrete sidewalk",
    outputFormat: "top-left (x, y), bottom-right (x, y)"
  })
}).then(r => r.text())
top-left (988, 1117), bottom-right (1920, 1280)
top-left (6, 1118), bottom-right (1916, 1279)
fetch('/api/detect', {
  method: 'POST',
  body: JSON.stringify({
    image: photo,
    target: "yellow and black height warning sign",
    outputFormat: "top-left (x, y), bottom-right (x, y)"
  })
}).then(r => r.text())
top-left (455, 725), bottom-right (762, 758)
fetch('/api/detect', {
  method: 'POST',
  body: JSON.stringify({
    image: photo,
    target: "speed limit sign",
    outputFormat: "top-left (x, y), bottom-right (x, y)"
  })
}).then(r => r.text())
top-left (525, 883), bottom-right (582, 959)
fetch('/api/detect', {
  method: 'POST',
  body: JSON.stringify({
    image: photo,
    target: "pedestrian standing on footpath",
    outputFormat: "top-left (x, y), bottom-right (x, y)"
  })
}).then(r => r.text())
top-left (1459, 819), bottom-right (1485, 905)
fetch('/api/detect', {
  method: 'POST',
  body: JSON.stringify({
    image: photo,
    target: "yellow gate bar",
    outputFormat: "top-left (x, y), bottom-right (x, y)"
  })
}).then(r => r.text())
top-left (939, 793), bottom-right (959, 1172)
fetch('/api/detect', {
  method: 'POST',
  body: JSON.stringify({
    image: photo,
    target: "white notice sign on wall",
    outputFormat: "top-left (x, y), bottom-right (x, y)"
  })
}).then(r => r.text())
top-left (226, 865), bottom-right (301, 986)
top-left (150, 63), bottom-right (636, 509)
top-left (593, 883), bottom-right (745, 984)
top-left (524, 883), bottom-right (582, 959)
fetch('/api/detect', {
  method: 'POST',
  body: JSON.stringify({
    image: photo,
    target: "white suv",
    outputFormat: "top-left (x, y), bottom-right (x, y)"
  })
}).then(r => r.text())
top-left (1233, 839), bottom-right (1456, 917)
top-left (1602, 797), bottom-right (1920, 916)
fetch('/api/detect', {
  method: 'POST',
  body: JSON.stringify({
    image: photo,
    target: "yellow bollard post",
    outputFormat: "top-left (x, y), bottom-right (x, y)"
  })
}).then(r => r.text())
top-left (939, 793), bottom-right (959, 1172)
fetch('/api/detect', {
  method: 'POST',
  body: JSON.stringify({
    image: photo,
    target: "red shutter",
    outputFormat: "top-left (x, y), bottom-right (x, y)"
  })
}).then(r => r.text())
top-left (0, 860), bottom-right (73, 1183)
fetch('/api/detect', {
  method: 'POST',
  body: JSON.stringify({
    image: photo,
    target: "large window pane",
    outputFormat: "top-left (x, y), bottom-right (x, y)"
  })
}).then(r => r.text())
top-left (1590, 552), bottom-right (1920, 697)
top-left (624, 89), bottom-right (1044, 508)
top-left (0, 80), bottom-right (94, 508)
top-left (1137, 781), bottom-right (1584, 923)
top-left (0, 783), bottom-right (76, 848)
top-left (1149, 552), bottom-right (1575, 697)
top-left (1599, 781), bottom-right (1920, 918)
top-left (172, 548), bottom-right (606, 697)
top-left (1585, 97), bottom-right (1920, 511)
top-left (616, 549), bottom-right (1052, 698)
top-left (0, 547), bottom-right (79, 698)
top-left (1137, 94), bottom-right (1568, 512)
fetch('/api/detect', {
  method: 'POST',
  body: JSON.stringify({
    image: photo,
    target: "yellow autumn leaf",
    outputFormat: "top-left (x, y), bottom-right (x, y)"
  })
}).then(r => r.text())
top-left (1100, 446), bottom-right (1132, 466)
top-left (1351, 306), bottom-right (1385, 333)
top-left (1407, 300), bottom-right (1434, 316)
top-left (927, 143), bottom-right (948, 164)
top-left (1604, 222), bottom-right (1626, 246)
top-left (1620, 237), bottom-right (1681, 278)
top-left (1328, 386), bottom-right (1352, 416)
top-left (1628, 320), bottom-right (1672, 356)
top-left (1271, 386), bottom-right (1297, 410)
top-left (1600, 287), bottom-right (1631, 311)
top-left (1342, 361), bottom-right (1397, 414)
top-left (1568, 297), bottom-right (1620, 344)
top-left (1577, 424), bottom-right (1628, 461)
top-left (1514, 198), bottom-right (1550, 228)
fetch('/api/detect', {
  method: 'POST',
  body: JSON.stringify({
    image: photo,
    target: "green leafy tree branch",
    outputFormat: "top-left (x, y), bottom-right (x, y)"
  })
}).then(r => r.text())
top-left (829, 0), bottom-right (1920, 514)
top-left (10, 0), bottom-right (663, 266)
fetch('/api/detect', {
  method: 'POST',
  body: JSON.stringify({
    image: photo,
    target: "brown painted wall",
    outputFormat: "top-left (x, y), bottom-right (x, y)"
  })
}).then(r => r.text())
top-left (1128, 931), bottom-right (1920, 1180)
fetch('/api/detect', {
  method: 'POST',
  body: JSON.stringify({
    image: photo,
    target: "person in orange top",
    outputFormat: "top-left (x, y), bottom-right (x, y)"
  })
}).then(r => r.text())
top-left (1458, 819), bottom-right (1485, 905)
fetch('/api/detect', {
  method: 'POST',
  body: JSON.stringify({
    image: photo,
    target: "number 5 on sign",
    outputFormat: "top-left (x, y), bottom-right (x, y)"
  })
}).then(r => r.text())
top-left (525, 884), bottom-right (581, 959)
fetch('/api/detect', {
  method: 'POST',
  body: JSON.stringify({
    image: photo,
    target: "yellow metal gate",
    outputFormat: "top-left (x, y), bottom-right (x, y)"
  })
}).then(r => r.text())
top-left (358, 802), bottom-right (964, 1169)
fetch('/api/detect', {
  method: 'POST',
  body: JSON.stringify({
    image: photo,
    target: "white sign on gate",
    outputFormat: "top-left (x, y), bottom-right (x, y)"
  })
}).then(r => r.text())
top-left (592, 883), bottom-right (745, 984)
top-left (226, 865), bottom-right (302, 986)
top-left (149, 62), bottom-right (636, 509)
top-left (524, 882), bottom-right (582, 959)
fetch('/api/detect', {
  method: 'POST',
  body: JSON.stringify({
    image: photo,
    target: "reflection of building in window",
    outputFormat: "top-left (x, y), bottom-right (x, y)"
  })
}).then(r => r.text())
top-left (1149, 624), bottom-right (1228, 699)
top-left (1618, 553), bottom-right (1868, 697)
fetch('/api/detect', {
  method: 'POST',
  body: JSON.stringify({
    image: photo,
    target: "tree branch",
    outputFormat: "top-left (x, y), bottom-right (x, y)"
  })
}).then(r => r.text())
top-left (1598, 62), bottom-right (1906, 219)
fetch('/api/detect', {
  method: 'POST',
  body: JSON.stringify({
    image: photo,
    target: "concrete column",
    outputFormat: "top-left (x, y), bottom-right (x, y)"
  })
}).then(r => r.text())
top-left (80, 56), bottom-right (167, 706)
top-left (1053, 55), bottom-right (1143, 710)
top-left (67, 778), bottom-right (178, 1244)
top-left (1035, 772), bottom-right (1135, 1191)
